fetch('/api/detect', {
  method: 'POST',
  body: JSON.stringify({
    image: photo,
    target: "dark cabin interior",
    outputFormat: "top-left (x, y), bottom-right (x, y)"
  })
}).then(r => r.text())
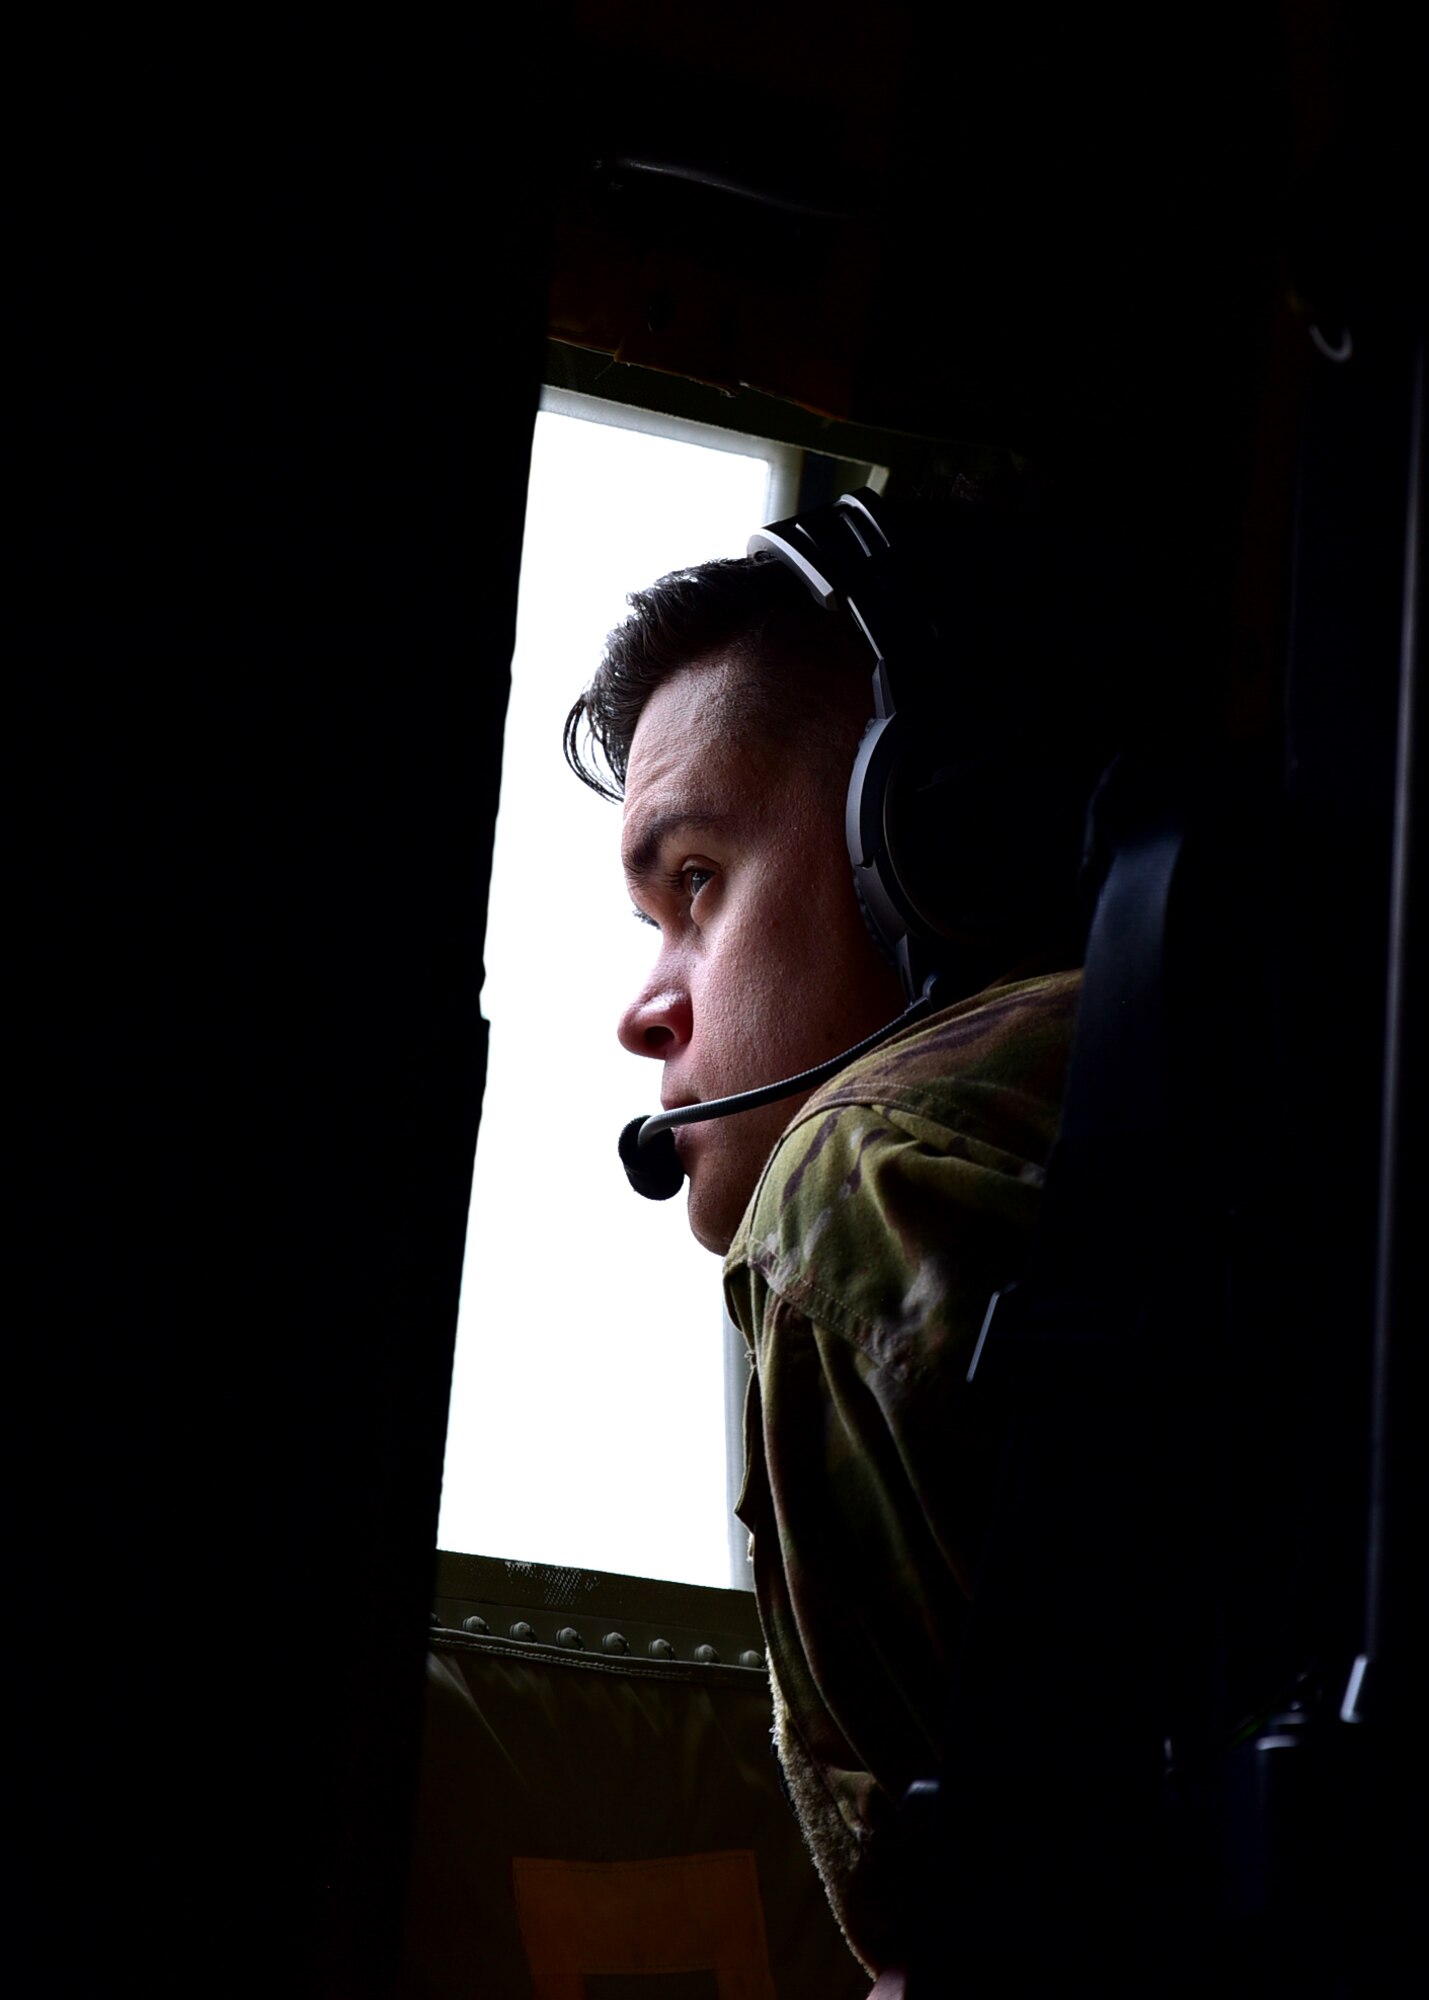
top-left (13, 7), bottom-right (1421, 1994)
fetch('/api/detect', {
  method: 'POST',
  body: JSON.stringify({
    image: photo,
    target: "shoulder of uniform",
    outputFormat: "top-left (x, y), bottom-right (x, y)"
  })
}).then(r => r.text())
top-left (724, 975), bottom-right (1077, 1355)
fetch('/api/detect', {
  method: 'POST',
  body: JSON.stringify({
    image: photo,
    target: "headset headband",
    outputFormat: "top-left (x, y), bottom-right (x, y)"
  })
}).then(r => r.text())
top-left (750, 488), bottom-right (968, 1002)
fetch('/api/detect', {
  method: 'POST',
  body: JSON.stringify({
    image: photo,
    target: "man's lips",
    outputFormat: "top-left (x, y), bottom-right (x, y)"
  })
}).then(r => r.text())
top-left (661, 1098), bottom-right (709, 1152)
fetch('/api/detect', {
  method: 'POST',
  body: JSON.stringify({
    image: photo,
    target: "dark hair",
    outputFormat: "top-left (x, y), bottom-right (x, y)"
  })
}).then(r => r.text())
top-left (563, 499), bottom-right (1137, 981)
top-left (562, 552), bottom-right (870, 803)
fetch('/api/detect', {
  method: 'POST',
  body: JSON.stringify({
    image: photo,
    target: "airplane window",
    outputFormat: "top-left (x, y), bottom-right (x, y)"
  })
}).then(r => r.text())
top-left (438, 393), bottom-right (790, 1587)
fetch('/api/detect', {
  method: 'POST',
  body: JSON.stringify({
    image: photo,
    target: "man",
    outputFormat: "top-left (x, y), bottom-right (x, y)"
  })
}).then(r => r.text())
top-left (564, 505), bottom-right (1109, 1983)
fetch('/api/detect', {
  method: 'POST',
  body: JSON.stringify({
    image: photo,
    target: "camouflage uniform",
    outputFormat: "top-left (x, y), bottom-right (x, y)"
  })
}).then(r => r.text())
top-left (722, 970), bottom-right (1081, 1975)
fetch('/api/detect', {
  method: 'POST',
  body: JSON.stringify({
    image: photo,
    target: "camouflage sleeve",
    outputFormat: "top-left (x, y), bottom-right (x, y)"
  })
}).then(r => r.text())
top-left (723, 1026), bottom-right (1067, 1973)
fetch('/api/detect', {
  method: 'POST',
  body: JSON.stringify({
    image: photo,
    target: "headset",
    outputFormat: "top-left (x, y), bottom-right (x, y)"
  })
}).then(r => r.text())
top-left (621, 486), bottom-right (1091, 1199)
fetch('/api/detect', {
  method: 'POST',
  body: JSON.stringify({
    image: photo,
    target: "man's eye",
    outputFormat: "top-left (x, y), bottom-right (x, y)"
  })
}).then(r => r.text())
top-left (681, 866), bottom-right (714, 903)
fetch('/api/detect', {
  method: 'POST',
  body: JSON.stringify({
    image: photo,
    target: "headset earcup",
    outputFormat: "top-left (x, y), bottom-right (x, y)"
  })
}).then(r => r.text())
top-left (886, 757), bottom-right (1080, 937)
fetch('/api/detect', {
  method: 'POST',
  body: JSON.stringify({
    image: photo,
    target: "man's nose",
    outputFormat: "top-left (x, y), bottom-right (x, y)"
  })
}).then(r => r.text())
top-left (617, 981), bottom-right (692, 1059)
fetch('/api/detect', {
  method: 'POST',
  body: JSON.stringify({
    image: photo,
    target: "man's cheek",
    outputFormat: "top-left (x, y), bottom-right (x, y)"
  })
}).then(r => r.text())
top-left (700, 985), bottom-right (758, 1071)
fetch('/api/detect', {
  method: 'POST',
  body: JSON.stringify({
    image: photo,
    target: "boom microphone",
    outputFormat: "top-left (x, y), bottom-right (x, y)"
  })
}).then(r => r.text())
top-left (619, 993), bottom-right (934, 1199)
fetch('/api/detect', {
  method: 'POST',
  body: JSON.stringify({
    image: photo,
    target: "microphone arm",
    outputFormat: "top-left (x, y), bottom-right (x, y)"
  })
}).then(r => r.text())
top-left (620, 991), bottom-right (935, 1200)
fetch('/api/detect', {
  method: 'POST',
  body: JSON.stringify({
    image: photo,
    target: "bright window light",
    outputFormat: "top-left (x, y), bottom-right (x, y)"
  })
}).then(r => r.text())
top-left (438, 400), bottom-right (779, 1586)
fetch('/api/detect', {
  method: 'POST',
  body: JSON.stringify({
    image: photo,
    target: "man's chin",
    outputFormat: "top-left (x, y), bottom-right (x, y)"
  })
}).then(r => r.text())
top-left (686, 1185), bottom-right (736, 1258)
top-left (683, 1158), bottom-right (753, 1257)
top-left (681, 1120), bottom-right (784, 1257)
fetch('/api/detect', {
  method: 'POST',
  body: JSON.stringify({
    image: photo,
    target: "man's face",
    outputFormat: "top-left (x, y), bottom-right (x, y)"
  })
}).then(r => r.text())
top-left (618, 654), bottom-right (906, 1254)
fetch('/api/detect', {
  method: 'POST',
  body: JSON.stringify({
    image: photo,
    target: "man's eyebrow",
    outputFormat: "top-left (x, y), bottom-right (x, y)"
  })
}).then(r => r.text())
top-left (622, 809), bottom-right (732, 881)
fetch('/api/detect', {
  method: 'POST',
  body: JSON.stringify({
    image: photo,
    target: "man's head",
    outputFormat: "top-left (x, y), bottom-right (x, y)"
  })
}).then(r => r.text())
top-left (565, 554), bottom-right (905, 1253)
top-left (565, 512), bottom-right (1118, 1254)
